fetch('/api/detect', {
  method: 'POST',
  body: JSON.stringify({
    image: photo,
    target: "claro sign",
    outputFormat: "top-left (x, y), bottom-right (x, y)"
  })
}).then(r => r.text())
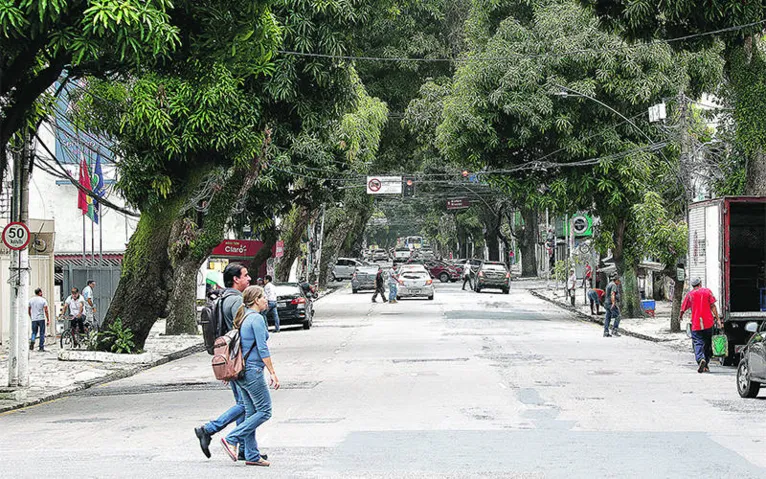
top-left (211, 240), bottom-right (262, 257)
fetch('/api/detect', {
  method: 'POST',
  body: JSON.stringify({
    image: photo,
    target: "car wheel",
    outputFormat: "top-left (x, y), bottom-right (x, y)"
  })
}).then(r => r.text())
top-left (302, 319), bottom-right (311, 330)
top-left (475, 286), bottom-right (481, 293)
top-left (439, 272), bottom-right (449, 283)
top-left (503, 288), bottom-right (510, 294)
top-left (428, 295), bottom-right (434, 300)
top-left (352, 289), bottom-right (358, 294)
top-left (737, 357), bottom-right (761, 398)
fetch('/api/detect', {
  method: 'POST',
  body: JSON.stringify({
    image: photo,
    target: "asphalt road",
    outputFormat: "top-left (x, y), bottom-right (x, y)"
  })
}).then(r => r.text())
top-left (2, 281), bottom-right (766, 478)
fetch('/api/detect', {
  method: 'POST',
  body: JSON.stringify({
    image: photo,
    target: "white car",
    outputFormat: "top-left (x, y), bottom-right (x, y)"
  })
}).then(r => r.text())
top-left (396, 269), bottom-right (434, 300)
top-left (393, 249), bottom-right (412, 263)
top-left (333, 258), bottom-right (364, 281)
top-left (373, 249), bottom-right (389, 262)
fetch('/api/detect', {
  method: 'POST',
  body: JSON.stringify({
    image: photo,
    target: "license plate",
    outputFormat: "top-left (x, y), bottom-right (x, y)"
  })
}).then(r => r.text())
top-left (408, 289), bottom-right (422, 295)
top-left (278, 302), bottom-right (288, 308)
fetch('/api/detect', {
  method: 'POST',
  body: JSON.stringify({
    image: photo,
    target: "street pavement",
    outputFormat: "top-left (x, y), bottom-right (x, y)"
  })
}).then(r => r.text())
top-left (2, 281), bottom-right (766, 478)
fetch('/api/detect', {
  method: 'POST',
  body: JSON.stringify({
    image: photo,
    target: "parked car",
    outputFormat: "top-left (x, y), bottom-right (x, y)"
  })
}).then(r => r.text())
top-left (474, 261), bottom-right (511, 294)
top-left (397, 268), bottom-right (434, 300)
top-left (393, 248), bottom-right (412, 263)
top-left (352, 265), bottom-right (380, 293)
top-left (333, 258), bottom-right (364, 280)
top-left (737, 321), bottom-right (766, 398)
top-left (425, 260), bottom-right (460, 283)
top-left (373, 249), bottom-right (389, 262)
top-left (273, 283), bottom-right (314, 329)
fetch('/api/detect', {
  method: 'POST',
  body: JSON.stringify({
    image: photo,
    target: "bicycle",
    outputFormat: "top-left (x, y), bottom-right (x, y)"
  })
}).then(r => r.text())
top-left (42, 318), bottom-right (65, 348)
top-left (60, 315), bottom-right (99, 350)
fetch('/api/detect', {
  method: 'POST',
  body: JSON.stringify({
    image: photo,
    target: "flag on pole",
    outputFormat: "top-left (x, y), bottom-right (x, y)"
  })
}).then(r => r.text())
top-left (90, 154), bottom-right (105, 224)
top-left (77, 156), bottom-right (92, 215)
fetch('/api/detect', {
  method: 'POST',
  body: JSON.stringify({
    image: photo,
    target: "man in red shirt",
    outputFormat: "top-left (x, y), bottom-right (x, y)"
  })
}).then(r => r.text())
top-left (680, 277), bottom-right (721, 373)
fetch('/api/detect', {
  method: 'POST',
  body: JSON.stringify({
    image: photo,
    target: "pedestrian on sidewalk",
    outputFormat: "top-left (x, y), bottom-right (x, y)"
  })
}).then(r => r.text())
top-left (82, 279), bottom-right (97, 327)
top-left (583, 263), bottom-right (592, 288)
top-left (462, 259), bottom-right (473, 291)
top-left (388, 264), bottom-right (401, 303)
top-left (679, 277), bottom-right (721, 373)
top-left (372, 267), bottom-right (387, 303)
top-left (61, 288), bottom-right (86, 346)
top-left (28, 288), bottom-right (50, 352)
top-left (195, 263), bottom-right (259, 461)
top-left (603, 273), bottom-right (622, 337)
top-left (221, 285), bottom-right (279, 467)
top-left (566, 269), bottom-right (577, 306)
top-left (587, 287), bottom-right (605, 316)
top-left (263, 275), bottom-right (280, 332)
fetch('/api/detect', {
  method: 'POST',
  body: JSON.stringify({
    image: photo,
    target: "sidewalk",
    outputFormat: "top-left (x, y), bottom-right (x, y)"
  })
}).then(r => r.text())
top-left (0, 319), bottom-right (202, 413)
top-left (528, 283), bottom-right (693, 353)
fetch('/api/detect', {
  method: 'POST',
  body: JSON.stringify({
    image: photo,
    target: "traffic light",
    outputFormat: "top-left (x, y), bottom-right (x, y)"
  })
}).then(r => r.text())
top-left (403, 176), bottom-right (415, 197)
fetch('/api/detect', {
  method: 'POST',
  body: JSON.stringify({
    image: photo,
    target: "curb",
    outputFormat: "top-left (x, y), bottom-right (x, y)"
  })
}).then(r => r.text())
top-left (0, 342), bottom-right (205, 414)
top-left (528, 290), bottom-right (670, 343)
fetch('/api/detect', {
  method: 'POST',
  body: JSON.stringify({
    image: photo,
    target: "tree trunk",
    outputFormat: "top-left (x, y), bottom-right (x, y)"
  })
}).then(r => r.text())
top-left (611, 216), bottom-right (642, 318)
top-left (670, 275), bottom-right (685, 333)
top-left (276, 205), bottom-right (313, 282)
top-left (164, 255), bottom-right (201, 335)
top-left (485, 227), bottom-right (500, 261)
top-left (251, 225), bottom-right (278, 279)
top-left (519, 208), bottom-right (538, 277)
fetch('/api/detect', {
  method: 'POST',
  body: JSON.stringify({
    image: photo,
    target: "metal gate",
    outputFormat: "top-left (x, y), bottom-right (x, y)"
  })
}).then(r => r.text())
top-left (62, 265), bottom-right (122, 323)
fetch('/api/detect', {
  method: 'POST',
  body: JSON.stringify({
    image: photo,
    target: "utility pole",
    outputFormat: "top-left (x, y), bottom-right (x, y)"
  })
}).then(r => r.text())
top-left (315, 204), bottom-right (326, 284)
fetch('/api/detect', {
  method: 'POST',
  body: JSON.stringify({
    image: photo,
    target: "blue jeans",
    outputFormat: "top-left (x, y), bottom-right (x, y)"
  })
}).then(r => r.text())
top-left (389, 283), bottom-right (398, 301)
top-left (30, 320), bottom-right (45, 350)
top-left (227, 367), bottom-right (272, 461)
top-left (604, 306), bottom-right (621, 332)
top-left (204, 382), bottom-right (245, 435)
top-left (691, 328), bottom-right (713, 364)
top-left (266, 301), bottom-right (280, 332)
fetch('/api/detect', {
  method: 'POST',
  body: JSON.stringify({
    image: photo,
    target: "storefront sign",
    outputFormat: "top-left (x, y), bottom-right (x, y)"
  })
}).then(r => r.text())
top-left (275, 240), bottom-right (284, 258)
top-left (211, 239), bottom-right (261, 257)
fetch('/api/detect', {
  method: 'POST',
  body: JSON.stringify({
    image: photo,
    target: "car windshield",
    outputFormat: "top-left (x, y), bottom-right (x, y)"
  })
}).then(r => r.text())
top-left (482, 264), bottom-right (507, 272)
top-left (356, 267), bottom-right (379, 273)
top-left (402, 272), bottom-right (429, 279)
top-left (275, 285), bottom-right (301, 297)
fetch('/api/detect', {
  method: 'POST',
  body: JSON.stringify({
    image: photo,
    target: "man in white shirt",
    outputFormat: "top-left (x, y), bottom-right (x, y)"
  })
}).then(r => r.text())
top-left (61, 288), bottom-right (86, 344)
top-left (28, 288), bottom-right (50, 352)
top-left (263, 275), bottom-right (280, 332)
top-left (82, 279), bottom-right (97, 326)
top-left (566, 269), bottom-right (577, 306)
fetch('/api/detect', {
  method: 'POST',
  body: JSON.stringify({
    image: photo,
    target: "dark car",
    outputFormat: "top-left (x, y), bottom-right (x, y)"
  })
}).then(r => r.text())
top-left (425, 260), bottom-right (460, 283)
top-left (273, 283), bottom-right (314, 330)
top-left (474, 261), bottom-right (511, 294)
top-left (737, 321), bottom-right (766, 398)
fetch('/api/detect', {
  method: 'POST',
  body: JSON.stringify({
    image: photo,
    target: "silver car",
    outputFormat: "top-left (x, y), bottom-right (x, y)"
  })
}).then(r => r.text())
top-left (351, 266), bottom-right (380, 293)
top-left (397, 269), bottom-right (434, 300)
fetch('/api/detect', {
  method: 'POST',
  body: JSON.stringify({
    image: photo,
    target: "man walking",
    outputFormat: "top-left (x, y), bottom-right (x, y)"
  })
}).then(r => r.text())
top-left (194, 263), bottom-right (265, 461)
top-left (263, 275), bottom-right (280, 332)
top-left (388, 264), bottom-right (400, 303)
top-left (82, 279), bottom-right (97, 327)
top-left (462, 259), bottom-right (473, 291)
top-left (603, 273), bottom-right (622, 337)
top-left (680, 277), bottom-right (721, 373)
top-left (566, 269), bottom-right (577, 306)
top-left (372, 268), bottom-right (387, 303)
top-left (28, 288), bottom-right (50, 351)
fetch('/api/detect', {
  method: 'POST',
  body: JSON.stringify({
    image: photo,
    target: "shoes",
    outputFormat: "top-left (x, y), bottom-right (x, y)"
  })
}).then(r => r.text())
top-left (704, 366), bottom-right (710, 373)
top-left (611, 329), bottom-right (621, 337)
top-left (697, 359), bottom-right (707, 373)
top-left (372, 299), bottom-right (377, 303)
top-left (194, 426), bottom-right (212, 458)
top-left (220, 438), bottom-right (238, 462)
top-left (39, 348), bottom-right (45, 352)
top-left (245, 459), bottom-right (271, 467)
top-left (29, 341), bottom-right (34, 351)
top-left (603, 331), bottom-right (611, 337)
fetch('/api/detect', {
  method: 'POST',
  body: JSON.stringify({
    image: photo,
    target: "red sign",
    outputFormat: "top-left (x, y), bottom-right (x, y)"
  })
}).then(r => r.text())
top-left (446, 198), bottom-right (470, 210)
top-left (275, 240), bottom-right (284, 258)
top-left (211, 239), bottom-right (261, 257)
top-left (2, 222), bottom-right (31, 251)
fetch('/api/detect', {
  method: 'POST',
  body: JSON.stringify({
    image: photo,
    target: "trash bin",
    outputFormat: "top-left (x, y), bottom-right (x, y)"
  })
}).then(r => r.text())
top-left (640, 299), bottom-right (656, 317)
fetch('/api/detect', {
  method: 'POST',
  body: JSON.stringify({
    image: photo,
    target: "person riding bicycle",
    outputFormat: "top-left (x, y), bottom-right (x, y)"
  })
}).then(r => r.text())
top-left (61, 288), bottom-right (86, 345)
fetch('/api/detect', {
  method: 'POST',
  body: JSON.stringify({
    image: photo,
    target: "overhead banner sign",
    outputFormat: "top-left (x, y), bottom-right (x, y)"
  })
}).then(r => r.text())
top-left (446, 198), bottom-right (470, 210)
top-left (367, 176), bottom-right (402, 195)
top-left (211, 239), bottom-right (261, 257)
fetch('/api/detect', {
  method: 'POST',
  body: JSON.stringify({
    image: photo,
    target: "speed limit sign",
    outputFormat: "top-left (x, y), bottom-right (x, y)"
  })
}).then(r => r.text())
top-left (2, 222), bottom-right (31, 251)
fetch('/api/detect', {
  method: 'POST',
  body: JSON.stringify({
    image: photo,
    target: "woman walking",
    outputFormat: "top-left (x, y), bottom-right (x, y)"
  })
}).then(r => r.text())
top-left (220, 286), bottom-right (280, 466)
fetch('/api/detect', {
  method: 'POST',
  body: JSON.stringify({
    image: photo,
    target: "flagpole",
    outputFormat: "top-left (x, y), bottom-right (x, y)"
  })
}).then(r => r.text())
top-left (99, 213), bottom-right (103, 265)
top-left (91, 218), bottom-right (95, 266)
top-left (82, 215), bottom-right (86, 264)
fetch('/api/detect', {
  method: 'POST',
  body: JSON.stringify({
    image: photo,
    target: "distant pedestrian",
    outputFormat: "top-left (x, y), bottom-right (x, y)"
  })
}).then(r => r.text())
top-left (372, 268), bottom-right (387, 303)
top-left (195, 263), bottom-right (259, 461)
top-left (256, 277), bottom-right (264, 286)
top-left (462, 259), bottom-right (473, 291)
top-left (388, 264), bottom-right (400, 303)
top-left (587, 288), bottom-right (605, 316)
top-left (263, 275), bottom-right (280, 332)
top-left (221, 285), bottom-right (279, 467)
top-left (603, 273), bottom-right (622, 337)
top-left (566, 269), bottom-right (577, 306)
top-left (28, 288), bottom-right (50, 352)
top-left (583, 263), bottom-right (592, 288)
top-left (508, 249), bottom-right (515, 266)
top-left (679, 277), bottom-right (721, 373)
top-left (61, 288), bottom-right (86, 346)
top-left (82, 279), bottom-right (97, 327)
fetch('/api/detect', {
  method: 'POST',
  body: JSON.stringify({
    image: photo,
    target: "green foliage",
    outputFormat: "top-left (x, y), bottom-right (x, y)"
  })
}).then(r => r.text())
top-left (630, 192), bottom-right (688, 266)
top-left (95, 318), bottom-right (137, 354)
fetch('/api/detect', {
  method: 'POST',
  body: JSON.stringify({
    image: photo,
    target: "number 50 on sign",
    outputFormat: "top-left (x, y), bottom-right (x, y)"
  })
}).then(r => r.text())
top-left (2, 222), bottom-right (31, 251)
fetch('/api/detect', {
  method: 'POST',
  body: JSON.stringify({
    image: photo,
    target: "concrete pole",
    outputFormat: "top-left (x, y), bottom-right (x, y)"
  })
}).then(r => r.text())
top-left (315, 204), bottom-right (326, 284)
top-left (17, 135), bottom-right (30, 387)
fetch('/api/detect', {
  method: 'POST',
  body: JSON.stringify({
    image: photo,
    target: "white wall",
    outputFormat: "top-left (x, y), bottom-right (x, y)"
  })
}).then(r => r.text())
top-left (29, 123), bottom-right (137, 254)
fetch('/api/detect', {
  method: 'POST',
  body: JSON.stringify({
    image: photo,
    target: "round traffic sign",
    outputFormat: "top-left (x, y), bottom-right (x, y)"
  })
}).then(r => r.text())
top-left (2, 222), bottom-right (31, 251)
top-left (368, 178), bottom-right (382, 192)
top-left (572, 216), bottom-right (589, 235)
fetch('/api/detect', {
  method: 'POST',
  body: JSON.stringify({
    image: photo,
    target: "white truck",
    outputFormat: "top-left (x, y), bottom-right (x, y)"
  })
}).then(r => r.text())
top-left (688, 197), bottom-right (766, 364)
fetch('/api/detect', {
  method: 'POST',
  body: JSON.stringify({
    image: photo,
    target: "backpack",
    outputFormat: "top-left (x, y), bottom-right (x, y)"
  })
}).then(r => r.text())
top-left (211, 328), bottom-right (257, 381)
top-left (200, 289), bottom-right (239, 355)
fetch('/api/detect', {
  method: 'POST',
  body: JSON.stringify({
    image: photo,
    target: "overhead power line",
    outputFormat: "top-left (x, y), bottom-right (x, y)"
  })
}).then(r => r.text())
top-left (277, 20), bottom-right (766, 63)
